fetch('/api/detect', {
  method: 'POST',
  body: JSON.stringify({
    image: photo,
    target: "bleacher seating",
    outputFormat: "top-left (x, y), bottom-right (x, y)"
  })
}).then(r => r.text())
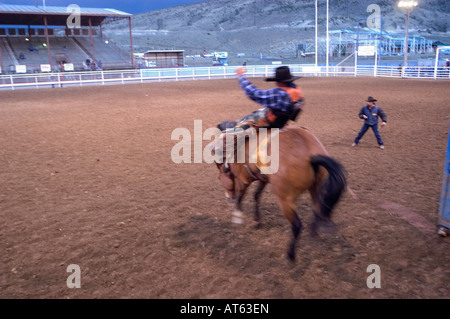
top-left (75, 37), bottom-right (132, 69)
top-left (1, 35), bottom-right (132, 73)
top-left (0, 38), bottom-right (17, 72)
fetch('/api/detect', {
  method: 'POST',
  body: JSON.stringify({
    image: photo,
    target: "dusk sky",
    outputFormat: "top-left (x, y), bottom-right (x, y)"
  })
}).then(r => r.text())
top-left (1, 0), bottom-right (206, 14)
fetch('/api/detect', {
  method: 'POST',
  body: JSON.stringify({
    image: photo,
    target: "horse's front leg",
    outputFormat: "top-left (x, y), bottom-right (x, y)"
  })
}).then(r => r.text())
top-left (253, 181), bottom-right (267, 224)
top-left (231, 181), bottom-right (250, 224)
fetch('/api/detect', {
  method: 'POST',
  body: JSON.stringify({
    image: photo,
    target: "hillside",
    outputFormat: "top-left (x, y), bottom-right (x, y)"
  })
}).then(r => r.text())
top-left (103, 0), bottom-right (450, 63)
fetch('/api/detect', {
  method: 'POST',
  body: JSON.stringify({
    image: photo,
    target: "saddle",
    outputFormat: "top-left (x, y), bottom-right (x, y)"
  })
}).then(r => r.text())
top-left (217, 100), bottom-right (303, 132)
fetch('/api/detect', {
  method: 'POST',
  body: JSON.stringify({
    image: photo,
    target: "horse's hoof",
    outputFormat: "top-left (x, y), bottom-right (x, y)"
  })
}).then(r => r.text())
top-left (285, 258), bottom-right (296, 268)
top-left (231, 210), bottom-right (244, 224)
top-left (320, 220), bottom-right (337, 233)
top-left (252, 221), bottom-right (261, 229)
top-left (309, 224), bottom-right (319, 237)
top-left (287, 251), bottom-right (296, 262)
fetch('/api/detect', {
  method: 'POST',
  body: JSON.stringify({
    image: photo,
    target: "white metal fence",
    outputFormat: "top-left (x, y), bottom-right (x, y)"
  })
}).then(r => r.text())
top-left (1, 64), bottom-right (449, 90)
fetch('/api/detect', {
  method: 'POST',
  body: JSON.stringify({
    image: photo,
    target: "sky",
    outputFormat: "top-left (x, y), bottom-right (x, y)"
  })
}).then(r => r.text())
top-left (0, 0), bottom-right (206, 14)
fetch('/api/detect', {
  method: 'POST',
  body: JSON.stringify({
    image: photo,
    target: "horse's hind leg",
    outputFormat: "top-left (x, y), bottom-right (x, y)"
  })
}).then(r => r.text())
top-left (277, 197), bottom-right (302, 261)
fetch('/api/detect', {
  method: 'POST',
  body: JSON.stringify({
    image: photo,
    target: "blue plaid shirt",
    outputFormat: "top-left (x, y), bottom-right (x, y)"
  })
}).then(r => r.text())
top-left (238, 76), bottom-right (292, 112)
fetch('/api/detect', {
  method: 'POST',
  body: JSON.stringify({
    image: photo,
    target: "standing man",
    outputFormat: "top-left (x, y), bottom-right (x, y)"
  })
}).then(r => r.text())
top-left (352, 96), bottom-right (387, 150)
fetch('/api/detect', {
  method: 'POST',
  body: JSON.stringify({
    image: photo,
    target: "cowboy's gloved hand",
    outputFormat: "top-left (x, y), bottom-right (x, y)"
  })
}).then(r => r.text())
top-left (236, 67), bottom-right (247, 77)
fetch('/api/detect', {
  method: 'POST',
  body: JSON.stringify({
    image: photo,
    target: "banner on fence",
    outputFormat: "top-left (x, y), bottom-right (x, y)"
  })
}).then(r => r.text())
top-left (358, 45), bottom-right (375, 56)
top-left (16, 65), bottom-right (27, 73)
top-left (41, 64), bottom-right (51, 72)
top-left (64, 63), bottom-right (74, 71)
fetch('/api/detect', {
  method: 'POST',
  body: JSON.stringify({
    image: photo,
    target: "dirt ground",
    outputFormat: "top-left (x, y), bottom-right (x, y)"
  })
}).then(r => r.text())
top-left (0, 76), bottom-right (449, 299)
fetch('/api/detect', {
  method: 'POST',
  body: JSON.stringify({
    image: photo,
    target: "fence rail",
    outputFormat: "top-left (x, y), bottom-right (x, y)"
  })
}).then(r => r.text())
top-left (1, 64), bottom-right (449, 90)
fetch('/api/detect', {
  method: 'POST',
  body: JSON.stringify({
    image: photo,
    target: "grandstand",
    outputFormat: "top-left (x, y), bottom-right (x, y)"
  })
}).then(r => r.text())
top-left (0, 4), bottom-right (133, 73)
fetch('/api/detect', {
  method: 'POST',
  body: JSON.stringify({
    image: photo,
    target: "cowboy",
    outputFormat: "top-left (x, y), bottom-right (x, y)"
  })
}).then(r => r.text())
top-left (352, 96), bottom-right (387, 150)
top-left (214, 66), bottom-right (304, 166)
top-left (217, 66), bottom-right (304, 131)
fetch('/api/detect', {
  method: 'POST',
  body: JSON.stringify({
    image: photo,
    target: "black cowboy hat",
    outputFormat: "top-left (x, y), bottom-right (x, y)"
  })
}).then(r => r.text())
top-left (367, 96), bottom-right (377, 102)
top-left (265, 66), bottom-right (301, 83)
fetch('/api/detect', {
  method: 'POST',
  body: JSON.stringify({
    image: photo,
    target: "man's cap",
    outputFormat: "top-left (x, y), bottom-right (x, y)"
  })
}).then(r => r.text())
top-left (265, 66), bottom-right (301, 83)
top-left (367, 96), bottom-right (377, 102)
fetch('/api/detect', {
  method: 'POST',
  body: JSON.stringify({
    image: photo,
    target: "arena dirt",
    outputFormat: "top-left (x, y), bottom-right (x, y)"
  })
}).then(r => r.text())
top-left (0, 77), bottom-right (449, 299)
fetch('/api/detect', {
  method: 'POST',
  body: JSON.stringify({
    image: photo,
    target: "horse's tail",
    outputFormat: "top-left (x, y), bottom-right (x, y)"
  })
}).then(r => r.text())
top-left (310, 155), bottom-right (347, 218)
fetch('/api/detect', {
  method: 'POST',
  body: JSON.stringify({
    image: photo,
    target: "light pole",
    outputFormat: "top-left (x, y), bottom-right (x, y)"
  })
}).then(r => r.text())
top-left (398, 1), bottom-right (418, 68)
top-left (315, 0), bottom-right (318, 68)
top-left (326, 0), bottom-right (329, 76)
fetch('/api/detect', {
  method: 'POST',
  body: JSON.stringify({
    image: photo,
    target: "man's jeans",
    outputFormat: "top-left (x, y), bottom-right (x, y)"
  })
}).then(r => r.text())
top-left (354, 123), bottom-right (384, 146)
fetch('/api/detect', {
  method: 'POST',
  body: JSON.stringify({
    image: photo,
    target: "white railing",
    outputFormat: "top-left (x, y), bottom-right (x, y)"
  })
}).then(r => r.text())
top-left (1, 64), bottom-right (449, 90)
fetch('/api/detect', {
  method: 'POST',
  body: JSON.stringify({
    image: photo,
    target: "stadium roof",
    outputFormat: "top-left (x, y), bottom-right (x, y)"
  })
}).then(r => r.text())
top-left (0, 4), bottom-right (131, 26)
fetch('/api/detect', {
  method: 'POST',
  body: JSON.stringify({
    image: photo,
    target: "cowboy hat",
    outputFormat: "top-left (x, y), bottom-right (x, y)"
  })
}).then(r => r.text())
top-left (265, 66), bottom-right (301, 83)
top-left (366, 96), bottom-right (377, 102)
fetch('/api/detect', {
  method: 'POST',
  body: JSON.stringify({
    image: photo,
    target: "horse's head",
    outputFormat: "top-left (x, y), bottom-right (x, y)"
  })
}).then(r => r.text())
top-left (216, 162), bottom-right (237, 203)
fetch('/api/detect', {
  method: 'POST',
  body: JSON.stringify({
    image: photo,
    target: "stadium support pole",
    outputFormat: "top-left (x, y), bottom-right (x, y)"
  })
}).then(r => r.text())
top-left (403, 6), bottom-right (410, 68)
top-left (0, 44), bottom-right (3, 74)
top-left (89, 17), bottom-right (95, 63)
top-left (43, 16), bottom-right (52, 67)
top-left (374, 49), bottom-right (378, 77)
top-left (129, 17), bottom-right (135, 68)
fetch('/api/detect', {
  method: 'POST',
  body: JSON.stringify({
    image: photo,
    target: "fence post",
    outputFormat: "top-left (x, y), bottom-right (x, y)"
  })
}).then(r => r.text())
top-left (10, 75), bottom-right (14, 91)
